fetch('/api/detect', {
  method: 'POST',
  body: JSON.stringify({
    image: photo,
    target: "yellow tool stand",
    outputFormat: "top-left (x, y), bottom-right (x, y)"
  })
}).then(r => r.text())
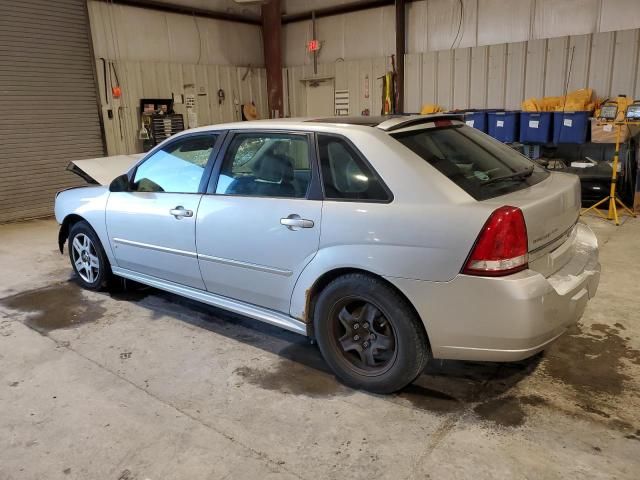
top-left (581, 120), bottom-right (638, 225)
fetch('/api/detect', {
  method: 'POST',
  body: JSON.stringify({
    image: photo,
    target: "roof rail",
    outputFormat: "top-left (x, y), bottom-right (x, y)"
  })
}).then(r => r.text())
top-left (376, 113), bottom-right (464, 132)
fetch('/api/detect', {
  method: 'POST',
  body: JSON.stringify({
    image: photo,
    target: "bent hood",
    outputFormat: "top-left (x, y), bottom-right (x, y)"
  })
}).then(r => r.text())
top-left (67, 154), bottom-right (143, 185)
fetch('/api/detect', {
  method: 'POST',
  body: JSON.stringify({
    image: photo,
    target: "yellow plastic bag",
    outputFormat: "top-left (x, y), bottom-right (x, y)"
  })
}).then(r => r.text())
top-left (420, 104), bottom-right (444, 114)
top-left (555, 88), bottom-right (593, 111)
top-left (521, 98), bottom-right (540, 112)
top-left (523, 89), bottom-right (595, 112)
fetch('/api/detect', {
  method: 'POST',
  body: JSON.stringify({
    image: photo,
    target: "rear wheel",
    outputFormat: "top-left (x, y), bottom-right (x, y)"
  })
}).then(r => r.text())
top-left (68, 221), bottom-right (111, 290)
top-left (313, 274), bottom-right (429, 393)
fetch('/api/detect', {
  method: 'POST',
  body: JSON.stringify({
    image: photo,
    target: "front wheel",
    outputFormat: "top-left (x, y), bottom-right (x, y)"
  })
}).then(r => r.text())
top-left (313, 274), bottom-right (430, 394)
top-left (68, 221), bottom-right (111, 290)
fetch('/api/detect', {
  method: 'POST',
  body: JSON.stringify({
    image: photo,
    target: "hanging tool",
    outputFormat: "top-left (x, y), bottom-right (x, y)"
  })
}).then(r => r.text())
top-left (117, 107), bottom-right (124, 140)
top-left (241, 65), bottom-right (252, 81)
top-left (109, 61), bottom-right (122, 99)
top-left (99, 58), bottom-right (109, 104)
top-left (138, 124), bottom-right (150, 140)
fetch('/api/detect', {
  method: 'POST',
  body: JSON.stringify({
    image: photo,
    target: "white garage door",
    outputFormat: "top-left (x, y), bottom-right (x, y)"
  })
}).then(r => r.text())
top-left (0, 0), bottom-right (105, 222)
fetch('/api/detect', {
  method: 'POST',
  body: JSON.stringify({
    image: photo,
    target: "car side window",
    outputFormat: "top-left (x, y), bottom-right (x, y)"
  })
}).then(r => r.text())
top-left (215, 133), bottom-right (311, 198)
top-left (132, 134), bottom-right (218, 193)
top-left (317, 134), bottom-right (390, 201)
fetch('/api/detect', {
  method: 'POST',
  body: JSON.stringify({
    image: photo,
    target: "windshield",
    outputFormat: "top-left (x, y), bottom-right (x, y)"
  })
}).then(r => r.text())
top-left (392, 124), bottom-right (549, 200)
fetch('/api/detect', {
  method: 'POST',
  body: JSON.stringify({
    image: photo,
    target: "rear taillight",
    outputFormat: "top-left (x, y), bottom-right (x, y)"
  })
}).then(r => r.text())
top-left (462, 206), bottom-right (528, 277)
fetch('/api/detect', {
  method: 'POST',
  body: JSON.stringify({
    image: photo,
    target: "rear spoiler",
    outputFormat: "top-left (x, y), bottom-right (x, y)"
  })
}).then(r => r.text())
top-left (376, 113), bottom-right (465, 132)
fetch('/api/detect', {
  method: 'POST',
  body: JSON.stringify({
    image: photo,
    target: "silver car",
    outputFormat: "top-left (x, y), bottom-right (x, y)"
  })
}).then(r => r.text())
top-left (55, 115), bottom-right (600, 393)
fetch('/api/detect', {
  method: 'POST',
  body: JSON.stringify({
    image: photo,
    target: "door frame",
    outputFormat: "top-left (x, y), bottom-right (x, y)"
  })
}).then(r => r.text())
top-left (204, 129), bottom-right (324, 201)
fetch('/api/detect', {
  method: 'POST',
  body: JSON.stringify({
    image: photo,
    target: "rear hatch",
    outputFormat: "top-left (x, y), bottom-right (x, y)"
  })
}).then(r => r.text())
top-left (391, 122), bottom-right (580, 277)
top-left (481, 172), bottom-right (581, 277)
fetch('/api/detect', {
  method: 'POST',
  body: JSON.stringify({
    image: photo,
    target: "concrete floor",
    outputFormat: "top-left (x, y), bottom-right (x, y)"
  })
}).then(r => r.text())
top-left (0, 216), bottom-right (639, 480)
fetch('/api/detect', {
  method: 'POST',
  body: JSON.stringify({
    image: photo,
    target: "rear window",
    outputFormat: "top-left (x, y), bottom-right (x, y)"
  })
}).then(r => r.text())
top-left (392, 125), bottom-right (549, 200)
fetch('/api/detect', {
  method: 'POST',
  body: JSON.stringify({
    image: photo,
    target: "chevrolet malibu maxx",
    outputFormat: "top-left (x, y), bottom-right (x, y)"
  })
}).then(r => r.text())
top-left (55, 115), bottom-right (600, 393)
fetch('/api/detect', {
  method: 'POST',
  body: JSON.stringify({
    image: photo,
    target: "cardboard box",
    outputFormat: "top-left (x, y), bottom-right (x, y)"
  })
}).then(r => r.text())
top-left (591, 120), bottom-right (630, 143)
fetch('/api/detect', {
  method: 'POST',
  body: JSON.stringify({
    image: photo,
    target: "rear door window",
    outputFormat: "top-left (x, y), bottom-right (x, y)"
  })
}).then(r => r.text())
top-left (392, 125), bottom-right (548, 200)
top-left (215, 132), bottom-right (311, 198)
top-left (317, 134), bottom-right (391, 202)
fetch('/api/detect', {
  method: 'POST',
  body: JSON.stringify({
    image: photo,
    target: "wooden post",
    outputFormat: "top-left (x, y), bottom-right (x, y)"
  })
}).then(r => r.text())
top-left (262, 0), bottom-right (284, 118)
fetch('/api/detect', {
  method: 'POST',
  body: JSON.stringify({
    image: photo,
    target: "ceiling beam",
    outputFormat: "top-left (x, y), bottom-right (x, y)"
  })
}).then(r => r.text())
top-left (282, 0), bottom-right (421, 24)
top-left (282, 0), bottom-right (394, 24)
top-left (100, 0), bottom-right (420, 28)
top-left (99, 0), bottom-right (262, 25)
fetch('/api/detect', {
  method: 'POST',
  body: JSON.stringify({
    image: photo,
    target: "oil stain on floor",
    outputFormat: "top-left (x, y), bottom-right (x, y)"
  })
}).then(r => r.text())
top-left (233, 340), bottom-right (349, 398)
top-left (473, 395), bottom-right (548, 428)
top-left (0, 281), bottom-right (106, 334)
top-left (544, 322), bottom-right (640, 397)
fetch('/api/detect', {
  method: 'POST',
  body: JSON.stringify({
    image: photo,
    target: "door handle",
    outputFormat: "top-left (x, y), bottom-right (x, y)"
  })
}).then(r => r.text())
top-left (170, 206), bottom-right (193, 219)
top-left (280, 214), bottom-right (314, 230)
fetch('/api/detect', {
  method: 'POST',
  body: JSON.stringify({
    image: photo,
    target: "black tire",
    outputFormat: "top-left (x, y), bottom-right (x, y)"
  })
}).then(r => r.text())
top-left (68, 221), bottom-right (112, 291)
top-left (313, 273), bottom-right (430, 394)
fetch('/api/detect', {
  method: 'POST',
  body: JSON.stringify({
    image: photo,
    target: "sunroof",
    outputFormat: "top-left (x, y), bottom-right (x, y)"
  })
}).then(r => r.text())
top-left (305, 115), bottom-right (408, 126)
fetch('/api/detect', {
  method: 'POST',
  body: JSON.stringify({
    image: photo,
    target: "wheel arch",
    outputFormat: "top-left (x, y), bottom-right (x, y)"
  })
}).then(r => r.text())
top-left (58, 213), bottom-right (87, 253)
top-left (303, 267), bottom-right (429, 348)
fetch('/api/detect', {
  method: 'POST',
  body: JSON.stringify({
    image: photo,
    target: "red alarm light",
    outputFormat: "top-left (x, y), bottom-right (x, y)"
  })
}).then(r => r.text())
top-left (307, 39), bottom-right (320, 52)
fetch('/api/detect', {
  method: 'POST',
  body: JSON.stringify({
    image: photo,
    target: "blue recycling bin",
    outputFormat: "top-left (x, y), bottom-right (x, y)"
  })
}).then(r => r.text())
top-left (520, 112), bottom-right (553, 144)
top-left (487, 111), bottom-right (520, 143)
top-left (463, 111), bottom-right (488, 132)
top-left (552, 111), bottom-right (589, 144)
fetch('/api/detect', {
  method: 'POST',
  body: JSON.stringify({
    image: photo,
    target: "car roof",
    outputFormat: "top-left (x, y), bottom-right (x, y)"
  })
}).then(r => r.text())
top-left (185, 113), bottom-right (464, 135)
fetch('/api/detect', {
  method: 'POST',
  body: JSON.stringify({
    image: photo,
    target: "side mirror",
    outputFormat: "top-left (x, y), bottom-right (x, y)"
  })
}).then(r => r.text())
top-left (109, 173), bottom-right (132, 192)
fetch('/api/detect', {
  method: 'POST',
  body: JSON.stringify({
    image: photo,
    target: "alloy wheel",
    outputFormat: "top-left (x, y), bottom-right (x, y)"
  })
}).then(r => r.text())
top-left (71, 233), bottom-right (100, 284)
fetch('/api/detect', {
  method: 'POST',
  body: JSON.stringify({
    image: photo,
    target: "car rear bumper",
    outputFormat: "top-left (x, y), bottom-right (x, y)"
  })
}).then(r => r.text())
top-left (388, 223), bottom-right (600, 362)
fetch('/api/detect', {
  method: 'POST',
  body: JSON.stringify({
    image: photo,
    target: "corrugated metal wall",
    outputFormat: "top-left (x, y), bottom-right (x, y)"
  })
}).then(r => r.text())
top-left (284, 58), bottom-right (394, 118)
top-left (405, 29), bottom-right (640, 112)
top-left (284, 0), bottom-right (640, 66)
top-left (285, 28), bottom-right (640, 116)
top-left (87, 1), bottom-right (268, 155)
top-left (87, 1), bottom-right (264, 66)
top-left (96, 60), bottom-right (268, 155)
top-left (0, 0), bottom-right (105, 223)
